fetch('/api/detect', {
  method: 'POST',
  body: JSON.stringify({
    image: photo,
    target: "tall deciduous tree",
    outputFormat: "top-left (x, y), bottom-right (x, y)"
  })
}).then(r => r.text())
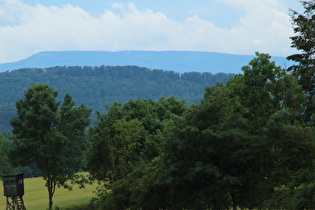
top-left (9, 84), bottom-right (91, 210)
top-left (287, 0), bottom-right (315, 123)
top-left (86, 97), bottom-right (187, 209)
top-left (155, 53), bottom-right (306, 209)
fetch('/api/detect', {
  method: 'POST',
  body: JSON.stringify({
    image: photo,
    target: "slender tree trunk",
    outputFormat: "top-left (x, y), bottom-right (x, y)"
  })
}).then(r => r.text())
top-left (231, 192), bottom-right (238, 210)
top-left (46, 176), bottom-right (56, 210)
top-left (233, 203), bottom-right (237, 210)
top-left (48, 195), bottom-right (53, 210)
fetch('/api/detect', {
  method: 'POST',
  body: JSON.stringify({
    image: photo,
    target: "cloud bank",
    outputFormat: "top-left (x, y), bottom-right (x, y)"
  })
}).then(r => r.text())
top-left (0, 0), bottom-right (295, 63)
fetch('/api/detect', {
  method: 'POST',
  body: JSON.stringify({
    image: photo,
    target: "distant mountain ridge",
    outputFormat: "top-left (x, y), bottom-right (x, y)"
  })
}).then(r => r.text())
top-left (0, 51), bottom-right (293, 74)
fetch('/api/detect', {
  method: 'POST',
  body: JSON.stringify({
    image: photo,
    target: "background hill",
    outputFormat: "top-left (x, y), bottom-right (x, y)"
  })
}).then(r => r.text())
top-left (0, 51), bottom-right (292, 74)
top-left (0, 65), bottom-right (235, 131)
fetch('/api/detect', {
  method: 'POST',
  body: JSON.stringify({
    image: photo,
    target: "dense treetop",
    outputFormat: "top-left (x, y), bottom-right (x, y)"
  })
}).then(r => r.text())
top-left (84, 53), bottom-right (315, 209)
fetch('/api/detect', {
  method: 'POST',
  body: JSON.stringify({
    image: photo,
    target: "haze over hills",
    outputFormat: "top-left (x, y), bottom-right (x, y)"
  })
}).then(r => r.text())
top-left (0, 51), bottom-right (293, 73)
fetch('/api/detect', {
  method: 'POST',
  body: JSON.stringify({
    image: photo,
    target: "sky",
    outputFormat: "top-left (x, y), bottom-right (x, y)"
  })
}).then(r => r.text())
top-left (0, 0), bottom-right (304, 63)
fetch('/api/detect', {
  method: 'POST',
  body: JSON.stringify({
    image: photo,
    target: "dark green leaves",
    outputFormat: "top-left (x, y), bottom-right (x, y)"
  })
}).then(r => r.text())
top-left (9, 84), bottom-right (91, 210)
top-left (288, 1), bottom-right (315, 123)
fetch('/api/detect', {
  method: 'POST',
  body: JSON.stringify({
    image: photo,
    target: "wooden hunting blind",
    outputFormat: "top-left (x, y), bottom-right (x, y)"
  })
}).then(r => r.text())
top-left (3, 173), bottom-right (24, 197)
top-left (2, 173), bottom-right (26, 209)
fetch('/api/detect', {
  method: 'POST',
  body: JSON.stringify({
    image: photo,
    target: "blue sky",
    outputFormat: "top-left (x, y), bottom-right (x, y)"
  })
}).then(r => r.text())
top-left (0, 0), bottom-right (304, 63)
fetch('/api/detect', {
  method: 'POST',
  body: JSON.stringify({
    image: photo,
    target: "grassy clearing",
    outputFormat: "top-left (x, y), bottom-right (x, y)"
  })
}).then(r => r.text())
top-left (0, 175), bottom-right (97, 210)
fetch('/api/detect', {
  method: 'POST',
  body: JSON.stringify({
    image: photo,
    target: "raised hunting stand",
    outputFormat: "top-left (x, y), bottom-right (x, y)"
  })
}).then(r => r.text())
top-left (2, 173), bottom-right (26, 210)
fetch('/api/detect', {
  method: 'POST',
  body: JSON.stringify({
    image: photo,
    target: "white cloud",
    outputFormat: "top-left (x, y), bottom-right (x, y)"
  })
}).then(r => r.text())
top-left (216, 0), bottom-right (293, 54)
top-left (0, 0), bottom-right (295, 63)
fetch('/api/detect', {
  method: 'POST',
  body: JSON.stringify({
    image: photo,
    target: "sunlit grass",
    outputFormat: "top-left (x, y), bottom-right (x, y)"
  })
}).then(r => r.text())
top-left (0, 174), bottom-right (97, 210)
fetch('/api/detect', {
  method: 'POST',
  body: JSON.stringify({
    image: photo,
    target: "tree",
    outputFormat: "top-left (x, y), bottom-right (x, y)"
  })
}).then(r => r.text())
top-left (87, 97), bottom-right (187, 183)
top-left (9, 84), bottom-right (91, 210)
top-left (86, 97), bottom-right (187, 209)
top-left (226, 53), bottom-right (307, 207)
top-left (262, 110), bottom-right (315, 209)
top-left (154, 53), bottom-right (306, 209)
top-left (287, 0), bottom-right (315, 123)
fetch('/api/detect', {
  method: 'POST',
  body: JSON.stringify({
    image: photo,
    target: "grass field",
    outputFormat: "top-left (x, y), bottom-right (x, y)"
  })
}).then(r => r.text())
top-left (0, 175), bottom-right (98, 210)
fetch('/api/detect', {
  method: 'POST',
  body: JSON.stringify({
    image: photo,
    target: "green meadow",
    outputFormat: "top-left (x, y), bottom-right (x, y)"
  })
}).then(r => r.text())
top-left (0, 176), bottom-right (97, 210)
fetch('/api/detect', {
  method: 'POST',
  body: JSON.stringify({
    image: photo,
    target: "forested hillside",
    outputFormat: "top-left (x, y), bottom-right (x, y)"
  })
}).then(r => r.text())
top-left (0, 65), bottom-right (234, 131)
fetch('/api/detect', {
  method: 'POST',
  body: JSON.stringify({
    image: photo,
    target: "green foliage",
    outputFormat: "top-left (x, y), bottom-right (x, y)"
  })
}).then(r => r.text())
top-left (233, 52), bottom-right (305, 131)
top-left (0, 132), bottom-right (15, 176)
top-left (0, 65), bottom-right (234, 131)
top-left (85, 52), bottom-right (315, 210)
top-left (109, 118), bottom-right (144, 181)
top-left (155, 84), bottom-right (242, 209)
top-left (0, 104), bottom-right (15, 131)
top-left (287, 1), bottom-right (315, 123)
top-left (86, 96), bottom-right (187, 209)
top-left (261, 110), bottom-right (315, 208)
top-left (9, 84), bottom-right (92, 210)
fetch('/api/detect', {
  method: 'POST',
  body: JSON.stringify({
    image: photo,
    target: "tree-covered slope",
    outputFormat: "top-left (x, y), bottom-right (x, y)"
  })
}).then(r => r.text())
top-left (0, 65), bottom-right (235, 131)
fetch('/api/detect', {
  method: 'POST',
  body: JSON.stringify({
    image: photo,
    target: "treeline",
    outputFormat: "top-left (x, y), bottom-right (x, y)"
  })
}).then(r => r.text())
top-left (1, 52), bottom-right (315, 209)
top-left (0, 65), bottom-right (234, 131)
top-left (83, 53), bottom-right (315, 209)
